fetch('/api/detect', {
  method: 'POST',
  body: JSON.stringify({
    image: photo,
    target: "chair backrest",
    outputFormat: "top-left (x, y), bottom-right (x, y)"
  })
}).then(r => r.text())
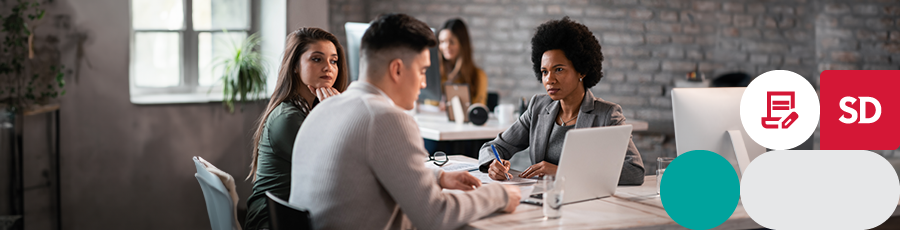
top-left (194, 157), bottom-right (237, 230)
top-left (266, 191), bottom-right (313, 230)
top-left (487, 91), bottom-right (499, 112)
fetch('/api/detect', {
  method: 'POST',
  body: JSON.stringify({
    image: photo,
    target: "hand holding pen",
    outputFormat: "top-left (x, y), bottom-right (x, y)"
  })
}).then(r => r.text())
top-left (489, 144), bottom-right (512, 181)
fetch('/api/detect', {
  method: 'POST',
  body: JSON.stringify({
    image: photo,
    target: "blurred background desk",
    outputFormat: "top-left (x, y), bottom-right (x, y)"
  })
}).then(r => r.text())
top-left (415, 110), bottom-right (648, 158)
top-left (415, 110), bottom-right (511, 141)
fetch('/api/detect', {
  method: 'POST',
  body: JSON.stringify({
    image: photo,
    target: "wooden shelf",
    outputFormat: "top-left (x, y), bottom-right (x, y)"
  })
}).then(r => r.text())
top-left (23, 103), bottom-right (60, 116)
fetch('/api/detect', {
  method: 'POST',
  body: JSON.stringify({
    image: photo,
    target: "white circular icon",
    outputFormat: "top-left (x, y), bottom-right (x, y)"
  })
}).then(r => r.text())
top-left (740, 70), bottom-right (820, 150)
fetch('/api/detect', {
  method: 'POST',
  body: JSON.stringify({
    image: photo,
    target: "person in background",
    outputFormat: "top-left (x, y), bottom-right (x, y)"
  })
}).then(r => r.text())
top-left (438, 18), bottom-right (488, 107)
top-left (478, 17), bottom-right (645, 185)
top-left (424, 18), bottom-right (490, 155)
top-left (244, 27), bottom-right (348, 230)
top-left (289, 13), bottom-right (520, 230)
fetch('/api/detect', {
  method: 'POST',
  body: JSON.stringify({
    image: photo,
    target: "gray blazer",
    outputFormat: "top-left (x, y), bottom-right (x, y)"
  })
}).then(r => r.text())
top-left (478, 90), bottom-right (645, 185)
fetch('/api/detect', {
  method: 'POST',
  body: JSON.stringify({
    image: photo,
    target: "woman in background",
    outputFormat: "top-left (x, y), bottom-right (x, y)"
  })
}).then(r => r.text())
top-left (244, 27), bottom-right (348, 230)
top-left (438, 18), bottom-right (488, 106)
top-left (423, 18), bottom-right (490, 154)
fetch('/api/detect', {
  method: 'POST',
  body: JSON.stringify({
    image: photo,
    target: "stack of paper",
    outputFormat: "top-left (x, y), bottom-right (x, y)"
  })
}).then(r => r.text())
top-left (424, 160), bottom-right (480, 172)
top-left (469, 171), bottom-right (537, 185)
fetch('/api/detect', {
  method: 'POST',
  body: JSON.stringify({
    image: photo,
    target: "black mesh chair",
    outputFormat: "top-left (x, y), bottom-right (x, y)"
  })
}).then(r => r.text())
top-left (266, 191), bottom-right (313, 230)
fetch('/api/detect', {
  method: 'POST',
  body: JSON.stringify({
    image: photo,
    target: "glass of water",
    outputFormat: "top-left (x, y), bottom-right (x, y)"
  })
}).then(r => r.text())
top-left (543, 175), bottom-right (565, 219)
top-left (657, 157), bottom-right (674, 195)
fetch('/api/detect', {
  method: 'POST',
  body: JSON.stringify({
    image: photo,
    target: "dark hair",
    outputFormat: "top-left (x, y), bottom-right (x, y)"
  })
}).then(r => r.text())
top-left (439, 18), bottom-right (478, 86)
top-left (248, 27), bottom-right (348, 181)
top-left (531, 16), bottom-right (604, 88)
top-left (361, 13), bottom-right (437, 56)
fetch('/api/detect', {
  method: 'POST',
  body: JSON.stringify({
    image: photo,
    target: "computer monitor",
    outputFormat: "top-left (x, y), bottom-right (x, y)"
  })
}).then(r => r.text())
top-left (344, 22), bottom-right (442, 102)
top-left (344, 22), bottom-right (368, 82)
top-left (671, 87), bottom-right (766, 178)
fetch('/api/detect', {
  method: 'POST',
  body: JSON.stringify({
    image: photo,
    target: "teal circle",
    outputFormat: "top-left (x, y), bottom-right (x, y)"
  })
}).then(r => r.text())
top-left (661, 150), bottom-right (740, 230)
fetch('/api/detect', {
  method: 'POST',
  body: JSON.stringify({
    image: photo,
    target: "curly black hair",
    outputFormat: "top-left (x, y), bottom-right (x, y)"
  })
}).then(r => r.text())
top-left (531, 17), bottom-right (604, 88)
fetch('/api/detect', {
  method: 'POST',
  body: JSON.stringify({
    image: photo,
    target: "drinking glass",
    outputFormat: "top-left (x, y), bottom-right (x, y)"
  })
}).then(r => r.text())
top-left (657, 157), bottom-right (674, 195)
top-left (543, 175), bottom-right (565, 219)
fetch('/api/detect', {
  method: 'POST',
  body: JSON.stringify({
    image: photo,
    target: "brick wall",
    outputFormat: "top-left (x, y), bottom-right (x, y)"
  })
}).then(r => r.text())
top-left (816, 0), bottom-right (899, 73)
top-left (328, 0), bottom-right (900, 170)
top-left (813, 0), bottom-right (899, 149)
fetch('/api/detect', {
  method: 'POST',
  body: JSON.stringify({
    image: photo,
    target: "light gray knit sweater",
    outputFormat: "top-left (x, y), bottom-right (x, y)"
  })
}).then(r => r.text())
top-left (289, 81), bottom-right (510, 230)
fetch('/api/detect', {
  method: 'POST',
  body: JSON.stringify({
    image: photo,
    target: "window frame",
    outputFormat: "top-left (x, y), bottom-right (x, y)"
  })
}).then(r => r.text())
top-left (129, 0), bottom-right (257, 104)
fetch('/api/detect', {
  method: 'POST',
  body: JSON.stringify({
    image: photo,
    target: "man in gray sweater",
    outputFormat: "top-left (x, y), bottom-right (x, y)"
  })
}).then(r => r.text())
top-left (289, 13), bottom-right (520, 230)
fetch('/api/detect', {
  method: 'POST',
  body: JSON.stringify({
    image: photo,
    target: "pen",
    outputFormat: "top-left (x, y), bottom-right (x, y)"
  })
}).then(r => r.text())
top-left (490, 144), bottom-right (509, 180)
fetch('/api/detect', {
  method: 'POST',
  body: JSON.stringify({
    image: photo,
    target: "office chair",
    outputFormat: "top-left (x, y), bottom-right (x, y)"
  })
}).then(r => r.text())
top-left (487, 91), bottom-right (499, 112)
top-left (266, 191), bottom-right (313, 230)
top-left (193, 156), bottom-right (241, 230)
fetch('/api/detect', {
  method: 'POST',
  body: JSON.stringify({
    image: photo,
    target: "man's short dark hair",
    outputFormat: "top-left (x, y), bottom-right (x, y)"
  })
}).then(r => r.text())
top-left (361, 13), bottom-right (437, 55)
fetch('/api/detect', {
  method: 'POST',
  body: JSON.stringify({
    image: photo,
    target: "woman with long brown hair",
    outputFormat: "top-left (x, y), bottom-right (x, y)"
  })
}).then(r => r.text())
top-left (439, 18), bottom-right (488, 106)
top-left (244, 27), bottom-right (348, 230)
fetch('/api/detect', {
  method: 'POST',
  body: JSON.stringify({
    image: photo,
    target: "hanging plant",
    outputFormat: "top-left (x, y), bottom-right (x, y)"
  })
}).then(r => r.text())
top-left (0, 0), bottom-right (66, 112)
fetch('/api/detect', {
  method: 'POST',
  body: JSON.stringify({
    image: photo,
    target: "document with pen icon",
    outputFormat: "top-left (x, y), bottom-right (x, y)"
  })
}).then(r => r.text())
top-left (762, 91), bottom-right (799, 129)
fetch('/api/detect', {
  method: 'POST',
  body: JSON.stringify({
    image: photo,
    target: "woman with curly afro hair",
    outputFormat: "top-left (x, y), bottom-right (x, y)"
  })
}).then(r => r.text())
top-left (475, 17), bottom-right (645, 185)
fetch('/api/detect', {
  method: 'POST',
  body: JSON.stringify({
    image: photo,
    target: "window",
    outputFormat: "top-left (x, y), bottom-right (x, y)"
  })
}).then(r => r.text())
top-left (129, 0), bottom-right (252, 104)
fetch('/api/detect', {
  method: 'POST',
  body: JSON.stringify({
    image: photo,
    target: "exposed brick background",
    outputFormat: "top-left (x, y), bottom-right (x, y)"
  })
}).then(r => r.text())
top-left (329, 0), bottom-right (900, 171)
top-left (816, 0), bottom-right (900, 76)
top-left (814, 0), bottom-right (900, 149)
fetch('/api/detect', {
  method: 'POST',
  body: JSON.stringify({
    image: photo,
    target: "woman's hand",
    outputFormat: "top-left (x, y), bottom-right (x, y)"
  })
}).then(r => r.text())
top-left (308, 86), bottom-right (341, 101)
top-left (519, 161), bottom-right (558, 178)
top-left (439, 171), bottom-right (481, 191)
top-left (488, 159), bottom-right (512, 181)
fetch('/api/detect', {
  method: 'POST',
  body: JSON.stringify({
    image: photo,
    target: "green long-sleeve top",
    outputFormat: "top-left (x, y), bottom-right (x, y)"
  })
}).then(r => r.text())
top-left (245, 102), bottom-right (307, 230)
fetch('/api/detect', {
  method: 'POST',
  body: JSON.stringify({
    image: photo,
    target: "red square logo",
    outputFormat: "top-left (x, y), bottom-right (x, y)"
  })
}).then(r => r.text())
top-left (820, 70), bottom-right (900, 150)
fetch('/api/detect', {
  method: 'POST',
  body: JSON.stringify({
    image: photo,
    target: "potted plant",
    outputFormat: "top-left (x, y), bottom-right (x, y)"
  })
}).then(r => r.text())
top-left (213, 32), bottom-right (266, 113)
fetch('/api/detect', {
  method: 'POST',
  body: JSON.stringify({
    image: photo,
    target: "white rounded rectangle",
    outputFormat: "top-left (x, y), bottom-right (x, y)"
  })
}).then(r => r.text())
top-left (741, 150), bottom-right (900, 229)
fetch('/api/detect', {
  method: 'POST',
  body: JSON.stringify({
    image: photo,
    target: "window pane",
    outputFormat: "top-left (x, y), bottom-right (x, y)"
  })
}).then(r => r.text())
top-left (199, 32), bottom-right (248, 86)
top-left (134, 32), bottom-right (181, 87)
top-left (132, 0), bottom-right (184, 30)
top-left (193, 0), bottom-right (249, 30)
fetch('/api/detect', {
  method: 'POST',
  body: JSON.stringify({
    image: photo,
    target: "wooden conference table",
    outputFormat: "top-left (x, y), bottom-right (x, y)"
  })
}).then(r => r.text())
top-left (465, 175), bottom-right (760, 230)
top-left (446, 156), bottom-right (900, 230)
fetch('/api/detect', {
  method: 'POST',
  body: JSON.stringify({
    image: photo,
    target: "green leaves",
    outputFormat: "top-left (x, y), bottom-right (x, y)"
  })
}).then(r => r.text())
top-left (214, 32), bottom-right (266, 113)
top-left (0, 0), bottom-right (64, 109)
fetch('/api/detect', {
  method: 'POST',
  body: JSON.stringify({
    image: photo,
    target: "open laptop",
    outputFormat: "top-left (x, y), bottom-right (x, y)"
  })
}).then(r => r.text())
top-left (555, 125), bottom-right (633, 204)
